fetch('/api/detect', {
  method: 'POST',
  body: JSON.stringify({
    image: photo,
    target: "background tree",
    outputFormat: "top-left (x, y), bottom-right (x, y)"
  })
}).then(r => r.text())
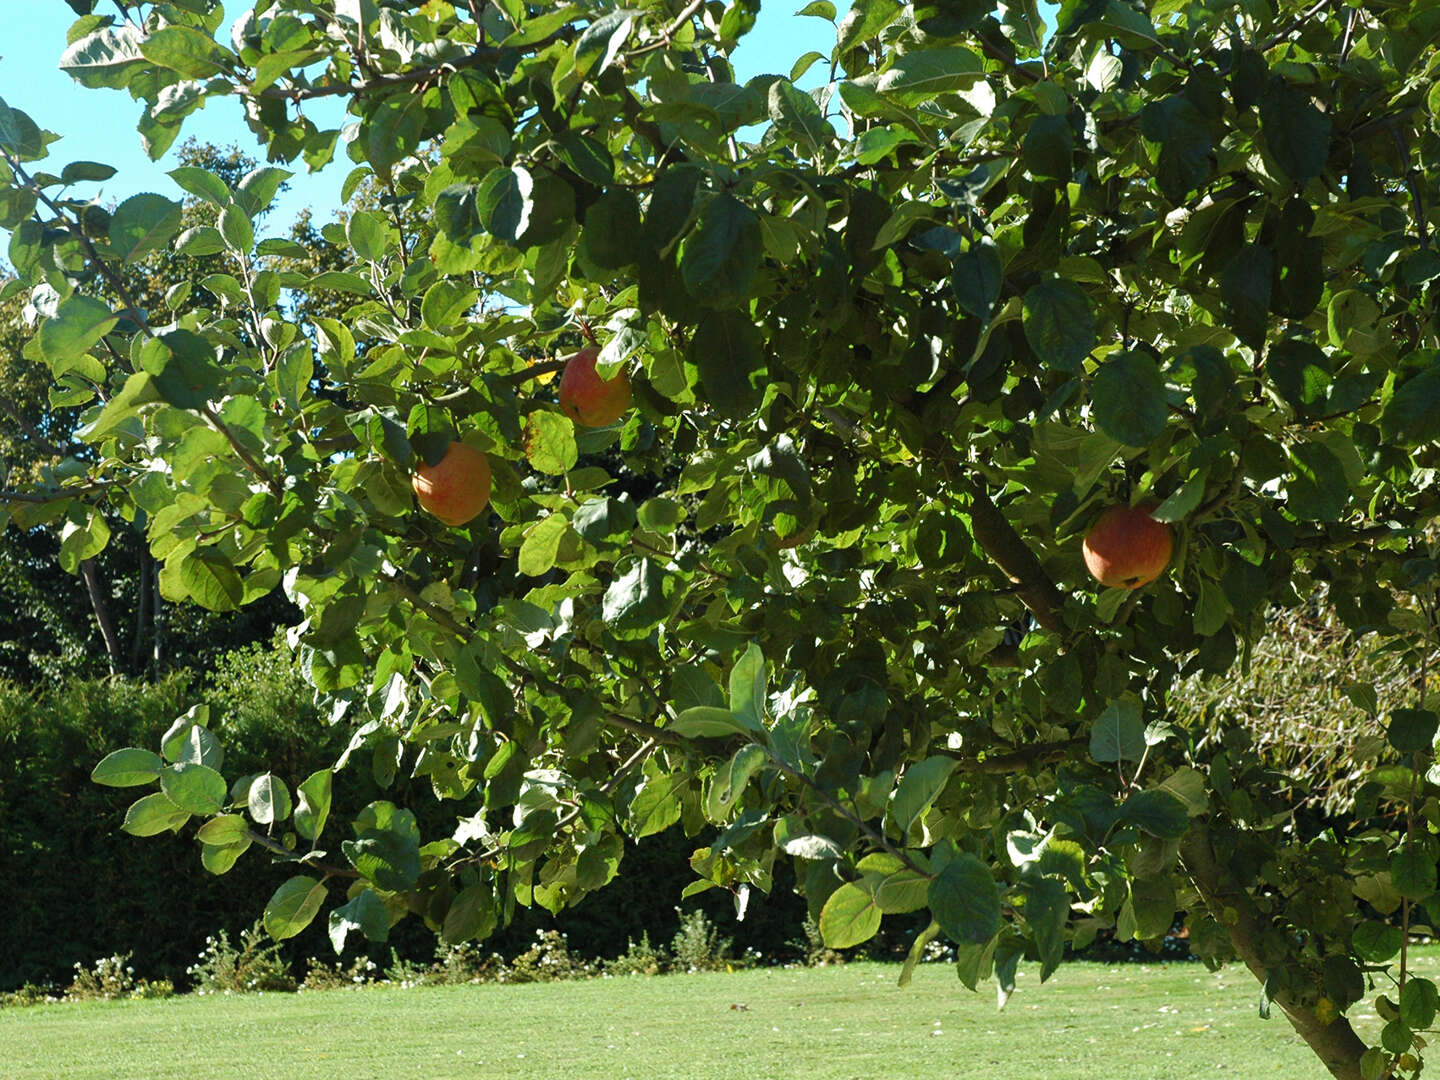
top-left (3, 2), bottom-right (1440, 1078)
top-left (0, 137), bottom-right (296, 678)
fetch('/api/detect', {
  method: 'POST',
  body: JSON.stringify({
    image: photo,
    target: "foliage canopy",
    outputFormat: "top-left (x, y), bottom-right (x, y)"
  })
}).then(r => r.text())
top-left (5, 1), bottom-right (1440, 1076)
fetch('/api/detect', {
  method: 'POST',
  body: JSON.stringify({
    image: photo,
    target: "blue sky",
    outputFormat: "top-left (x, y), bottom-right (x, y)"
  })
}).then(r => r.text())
top-left (2, 5), bottom-right (841, 233)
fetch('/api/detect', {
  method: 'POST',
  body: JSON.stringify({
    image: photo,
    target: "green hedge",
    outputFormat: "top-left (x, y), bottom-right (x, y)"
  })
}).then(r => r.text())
top-left (0, 646), bottom-right (815, 990)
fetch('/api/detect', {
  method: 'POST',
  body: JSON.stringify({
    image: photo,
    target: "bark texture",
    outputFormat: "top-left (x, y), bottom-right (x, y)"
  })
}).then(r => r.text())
top-left (1179, 825), bottom-right (1368, 1080)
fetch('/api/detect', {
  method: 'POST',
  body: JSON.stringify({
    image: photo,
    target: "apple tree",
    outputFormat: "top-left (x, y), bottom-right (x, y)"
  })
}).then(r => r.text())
top-left (4, 1), bottom-right (1440, 1076)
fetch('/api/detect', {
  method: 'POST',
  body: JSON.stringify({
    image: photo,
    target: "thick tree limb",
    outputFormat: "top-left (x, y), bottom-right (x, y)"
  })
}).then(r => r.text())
top-left (961, 481), bottom-right (1068, 635)
top-left (1179, 824), bottom-right (1368, 1080)
top-left (79, 558), bottom-right (123, 675)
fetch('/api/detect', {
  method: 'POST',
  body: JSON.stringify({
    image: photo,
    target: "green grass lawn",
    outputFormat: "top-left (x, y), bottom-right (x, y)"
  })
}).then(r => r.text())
top-left (3, 955), bottom-right (1432, 1079)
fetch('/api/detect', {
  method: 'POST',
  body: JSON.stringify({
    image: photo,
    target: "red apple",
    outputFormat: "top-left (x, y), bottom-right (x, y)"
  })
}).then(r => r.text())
top-left (558, 346), bottom-right (631, 428)
top-left (1082, 502), bottom-right (1173, 589)
top-left (411, 441), bottom-right (492, 526)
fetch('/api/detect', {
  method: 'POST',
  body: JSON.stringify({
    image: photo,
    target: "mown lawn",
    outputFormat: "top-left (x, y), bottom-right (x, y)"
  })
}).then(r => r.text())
top-left (3, 954), bottom-right (1433, 1079)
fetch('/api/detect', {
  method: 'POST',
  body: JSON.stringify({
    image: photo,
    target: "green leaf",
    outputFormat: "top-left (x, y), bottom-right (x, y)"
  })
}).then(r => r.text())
top-left (523, 411), bottom-right (578, 476)
top-left (1267, 339), bottom-right (1332, 416)
top-left (195, 814), bottom-right (250, 846)
top-left (952, 241), bottom-right (1003, 319)
top-left (1401, 978), bottom-right (1439, 1031)
top-left (670, 707), bottom-right (751, 739)
top-left (442, 883), bottom-right (498, 945)
top-left (0, 100), bottom-right (44, 161)
top-left (1090, 697), bottom-right (1146, 763)
top-left (865, 47), bottom-right (983, 106)
top-left (421, 280), bottom-right (479, 331)
top-left (573, 496), bottom-right (636, 544)
top-left (109, 193), bottom-right (182, 263)
top-left (59, 27), bottom-right (147, 89)
top-left (1091, 352), bottom-right (1167, 446)
top-left (767, 79), bottom-right (833, 152)
top-left (347, 209), bottom-right (392, 263)
top-left (36, 295), bottom-right (118, 364)
top-left (679, 194), bottom-right (763, 306)
top-left (91, 747), bottom-right (163, 787)
top-left (58, 509), bottom-right (111, 574)
top-left (899, 920), bottom-right (941, 988)
top-left (329, 888), bottom-right (390, 953)
top-left (1023, 280), bottom-right (1095, 371)
top-left (343, 803), bottom-right (422, 891)
top-left (1139, 95), bottom-right (1212, 203)
top-left (1151, 471), bottom-right (1207, 523)
top-left (140, 25), bottom-right (229, 78)
top-left (1287, 441), bottom-right (1348, 522)
top-left (121, 791), bottom-right (189, 836)
top-left (476, 166), bottom-right (533, 243)
top-left (1353, 921), bottom-right (1403, 963)
top-left (1021, 115), bottom-right (1074, 181)
top-left (629, 759), bottom-right (685, 837)
top-left (728, 643), bottom-right (766, 732)
top-left (168, 166), bottom-right (230, 207)
top-left (929, 853), bottom-right (1002, 944)
top-left (689, 309), bottom-right (764, 419)
top-left (218, 204), bottom-right (254, 255)
top-left (836, 0), bottom-right (904, 56)
top-left (248, 773), bottom-right (293, 825)
top-left (1391, 850), bottom-right (1436, 900)
top-left (159, 762), bottom-right (228, 815)
top-left (1220, 244), bottom-right (1272, 348)
top-left (1130, 876), bottom-right (1177, 940)
top-left (264, 875), bottom-right (327, 941)
top-left (888, 756), bottom-right (958, 836)
top-left (580, 188), bottom-right (643, 269)
top-left (518, 512), bottom-right (571, 577)
top-left (1382, 365), bottom-right (1440, 446)
top-left (1260, 82), bottom-right (1330, 185)
top-left (181, 551), bottom-right (244, 611)
top-left (1388, 709), bottom-right (1438, 754)
top-left (602, 557), bottom-right (668, 631)
top-left (161, 710), bottom-right (222, 769)
top-left (1119, 789), bottom-right (1189, 839)
top-left (294, 768), bottom-right (333, 841)
top-left (1026, 878), bottom-right (1068, 980)
top-left (176, 226), bottom-right (226, 256)
top-left (818, 881), bottom-right (882, 948)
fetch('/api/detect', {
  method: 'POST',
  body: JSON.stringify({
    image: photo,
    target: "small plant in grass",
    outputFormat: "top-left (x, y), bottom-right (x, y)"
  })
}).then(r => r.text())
top-left (502, 930), bottom-right (598, 984)
top-left (789, 916), bottom-right (846, 968)
top-left (0, 983), bottom-right (59, 1009)
top-left (428, 942), bottom-right (506, 985)
top-left (384, 948), bottom-right (430, 989)
top-left (187, 923), bottom-right (296, 994)
top-left (64, 954), bottom-right (173, 1002)
top-left (670, 909), bottom-right (734, 973)
top-left (300, 956), bottom-right (380, 992)
top-left (605, 932), bottom-right (665, 977)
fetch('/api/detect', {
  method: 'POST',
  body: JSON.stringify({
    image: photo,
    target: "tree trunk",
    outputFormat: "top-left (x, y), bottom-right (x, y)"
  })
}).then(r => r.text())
top-left (79, 558), bottom-right (123, 676)
top-left (151, 559), bottom-right (163, 672)
top-left (1179, 825), bottom-right (1368, 1080)
top-left (130, 555), bottom-right (150, 674)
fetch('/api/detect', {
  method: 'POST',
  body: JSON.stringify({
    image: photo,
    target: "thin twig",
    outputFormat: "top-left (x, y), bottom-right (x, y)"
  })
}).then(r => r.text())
top-left (244, 828), bottom-right (361, 879)
top-left (1258, 0), bottom-right (1333, 52)
top-left (502, 359), bottom-right (567, 386)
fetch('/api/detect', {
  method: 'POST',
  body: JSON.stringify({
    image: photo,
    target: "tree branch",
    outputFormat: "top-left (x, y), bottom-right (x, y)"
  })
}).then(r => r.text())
top-left (1179, 824), bottom-right (1366, 1080)
top-left (79, 557), bottom-right (123, 675)
top-left (1258, 0), bottom-right (1335, 53)
top-left (502, 359), bottom-right (567, 387)
top-left (959, 481), bottom-right (1068, 635)
top-left (244, 828), bottom-right (361, 879)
